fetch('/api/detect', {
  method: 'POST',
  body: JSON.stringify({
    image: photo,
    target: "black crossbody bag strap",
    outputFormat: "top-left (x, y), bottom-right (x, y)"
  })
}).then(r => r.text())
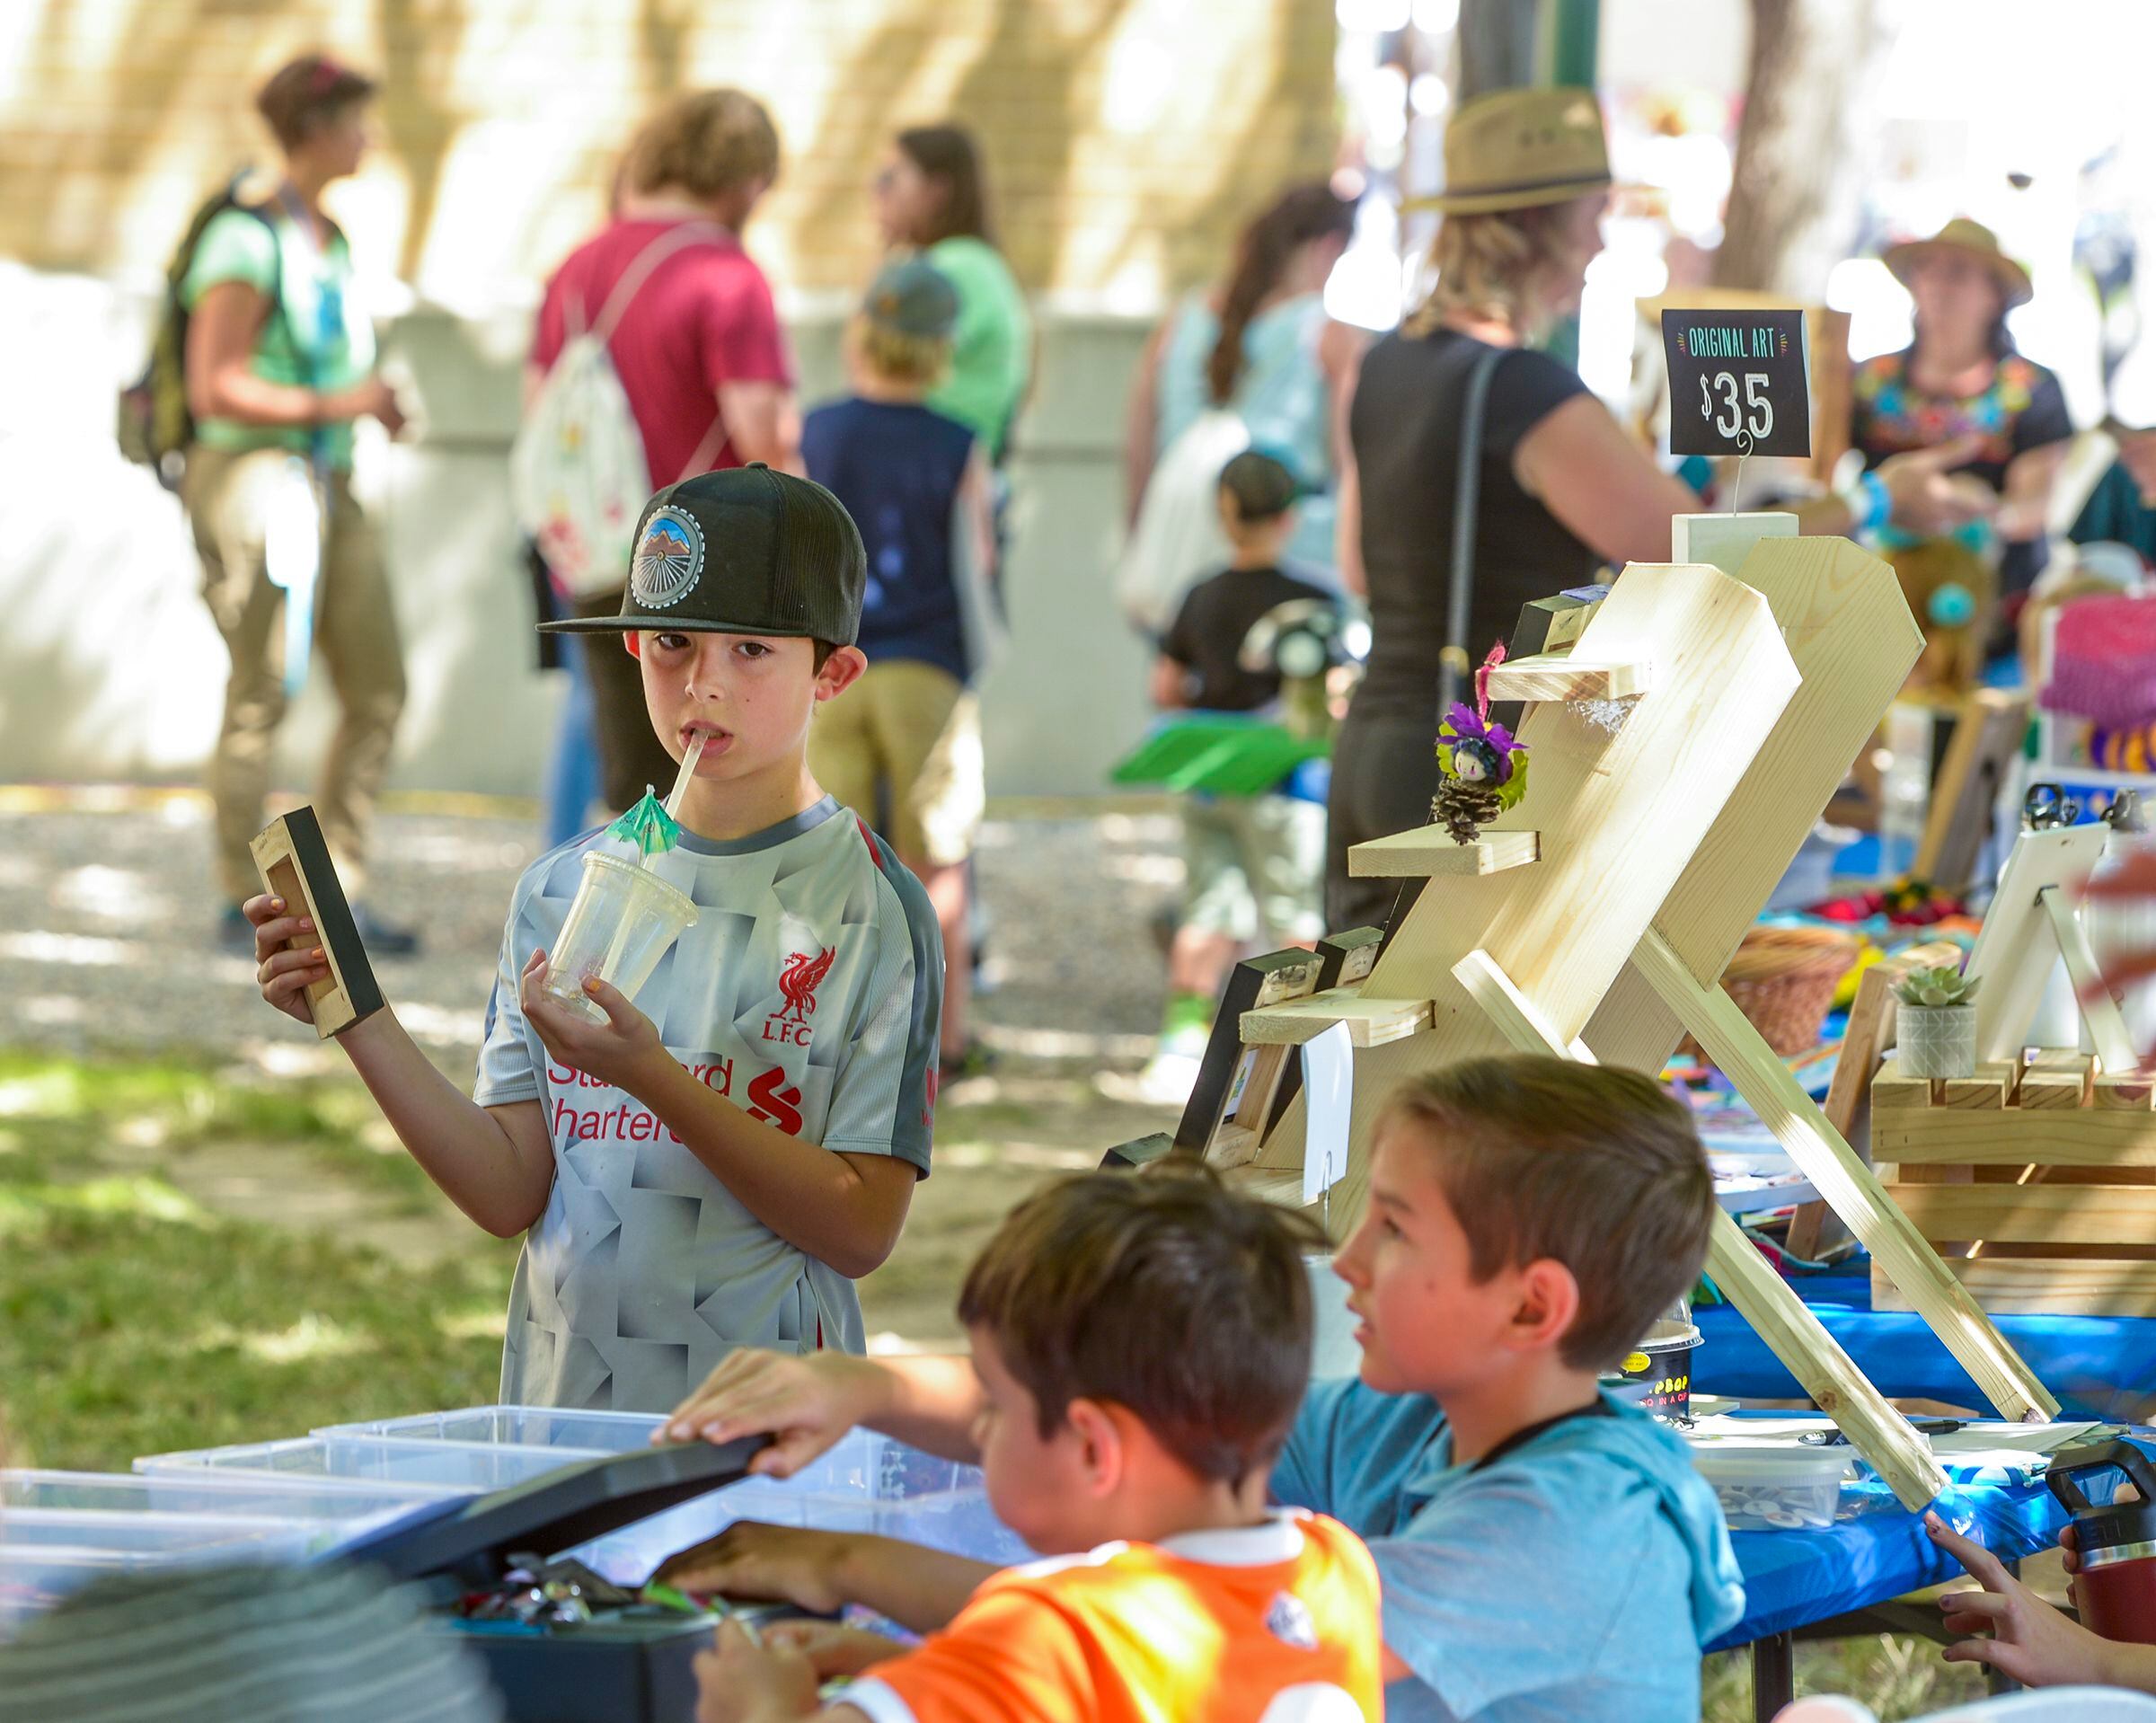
top-left (1439, 342), bottom-right (1511, 713)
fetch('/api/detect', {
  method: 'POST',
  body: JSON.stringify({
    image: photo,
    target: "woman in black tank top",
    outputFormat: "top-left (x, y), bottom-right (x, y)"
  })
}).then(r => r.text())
top-left (1326, 90), bottom-right (2002, 932)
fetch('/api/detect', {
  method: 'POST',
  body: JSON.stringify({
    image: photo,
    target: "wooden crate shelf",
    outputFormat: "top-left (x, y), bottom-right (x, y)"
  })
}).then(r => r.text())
top-left (1873, 1053), bottom-right (2156, 1316)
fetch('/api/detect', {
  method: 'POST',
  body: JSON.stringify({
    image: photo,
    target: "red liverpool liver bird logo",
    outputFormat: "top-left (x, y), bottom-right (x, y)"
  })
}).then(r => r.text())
top-left (764, 946), bottom-right (835, 1047)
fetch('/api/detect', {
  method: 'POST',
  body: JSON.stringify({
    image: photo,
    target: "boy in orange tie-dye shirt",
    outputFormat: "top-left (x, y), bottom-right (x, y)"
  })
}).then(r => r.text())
top-left (687, 1166), bottom-right (1383, 1723)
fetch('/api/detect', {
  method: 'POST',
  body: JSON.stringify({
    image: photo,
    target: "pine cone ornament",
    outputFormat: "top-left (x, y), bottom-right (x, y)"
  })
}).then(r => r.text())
top-left (1432, 778), bottom-right (1503, 845)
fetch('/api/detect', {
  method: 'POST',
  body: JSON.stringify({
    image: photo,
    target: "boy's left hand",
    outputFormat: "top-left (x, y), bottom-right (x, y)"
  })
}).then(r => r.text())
top-left (520, 950), bottom-right (669, 1095)
top-left (764, 1621), bottom-right (906, 1680)
top-left (696, 1619), bottom-right (821, 1723)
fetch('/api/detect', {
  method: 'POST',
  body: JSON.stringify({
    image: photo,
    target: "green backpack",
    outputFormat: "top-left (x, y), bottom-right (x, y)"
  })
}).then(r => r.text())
top-left (117, 173), bottom-right (284, 490)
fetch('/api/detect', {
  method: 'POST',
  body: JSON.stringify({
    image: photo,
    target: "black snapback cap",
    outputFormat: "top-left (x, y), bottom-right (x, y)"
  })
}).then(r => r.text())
top-left (538, 464), bottom-right (868, 645)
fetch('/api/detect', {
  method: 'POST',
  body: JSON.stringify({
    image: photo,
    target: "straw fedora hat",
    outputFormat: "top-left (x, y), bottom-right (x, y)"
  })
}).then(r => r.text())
top-left (1883, 217), bottom-right (2033, 310)
top-left (1410, 86), bottom-right (1613, 216)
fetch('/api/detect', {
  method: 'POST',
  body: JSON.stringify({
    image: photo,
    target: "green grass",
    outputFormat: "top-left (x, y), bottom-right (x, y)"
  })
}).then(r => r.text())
top-left (0, 1049), bottom-right (512, 1471)
top-left (1702, 1640), bottom-right (1990, 1721)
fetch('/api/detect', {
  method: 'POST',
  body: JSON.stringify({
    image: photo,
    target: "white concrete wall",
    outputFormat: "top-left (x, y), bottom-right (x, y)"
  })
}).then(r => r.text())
top-left (0, 265), bottom-right (1153, 799)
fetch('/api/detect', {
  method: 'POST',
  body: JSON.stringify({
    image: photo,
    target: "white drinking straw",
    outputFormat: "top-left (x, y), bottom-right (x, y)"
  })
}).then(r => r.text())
top-left (663, 732), bottom-right (707, 824)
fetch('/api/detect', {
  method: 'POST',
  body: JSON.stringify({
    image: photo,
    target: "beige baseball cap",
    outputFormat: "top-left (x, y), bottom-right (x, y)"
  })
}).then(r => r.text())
top-left (1409, 86), bottom-right (1613, 216)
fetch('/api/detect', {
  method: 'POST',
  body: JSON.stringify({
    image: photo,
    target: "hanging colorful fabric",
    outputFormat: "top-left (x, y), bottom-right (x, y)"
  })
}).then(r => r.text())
top-left (1430, 643), bottom-right (1530, 845)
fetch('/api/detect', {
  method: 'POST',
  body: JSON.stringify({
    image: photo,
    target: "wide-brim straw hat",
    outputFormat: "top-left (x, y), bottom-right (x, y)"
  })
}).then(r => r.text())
top-left (1883, 217), bottom-right (2033, 310)
top-left (1409, 86), bottom-right (1614, 216)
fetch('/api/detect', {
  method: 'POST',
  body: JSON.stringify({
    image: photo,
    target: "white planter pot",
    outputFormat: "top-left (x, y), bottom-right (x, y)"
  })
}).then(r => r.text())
top-left (1898, 1003), bottom-right (1977, 1080)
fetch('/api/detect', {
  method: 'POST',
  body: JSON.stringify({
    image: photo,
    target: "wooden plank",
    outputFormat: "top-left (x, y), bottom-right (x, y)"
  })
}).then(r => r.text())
top-left (1632, 929), bottom-right (2060, 1423)
top-left (1480, 653), bottom-right (1653, 704)
top-left (1705, 1206), bottom-right (1949, 1510)
top-left (1457, 943), bottom-right (1948, 1509)
top-left (1787, 941), bottom-right (1959, 1260)
top-left (1348, 827), bottom-right (1540, 879)
top-left (1878, 1107), bottom-right (2156, 1168)
top-left (1887, 1181), bottom-right (2156, 1248)
top-left (1913, 689), bottom-right (2028, 896)
top-left (1207, 1122), bottom-right (1261, 1168)
top-left (1219, 1165), bottom-right (1308, 1209)
top-left (1942, 1063), bottom-right (2015, 1109)
top-left (1241, 989), bottom-right (1434, 1049)
top-left (2096, 1074), bottom-right (2156, 1111)
top-left (2019, 1070), bottom-right (2091, 1110)
top-left (1670, 510), bottom-right (1798, 575)
top-left (1451, 950), bottom-right (1595, 1064)
top-left (1872, 1059), bottom-right (1936, 1112)
top-left (249, 808), bottom-right (383, 1041)
top-left (1876, 1259), bottom-right (2156, 1319)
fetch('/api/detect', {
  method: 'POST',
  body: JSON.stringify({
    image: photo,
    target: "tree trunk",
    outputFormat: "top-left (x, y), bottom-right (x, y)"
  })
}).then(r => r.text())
top-left (1715, 0), bottom-right (1876, 296)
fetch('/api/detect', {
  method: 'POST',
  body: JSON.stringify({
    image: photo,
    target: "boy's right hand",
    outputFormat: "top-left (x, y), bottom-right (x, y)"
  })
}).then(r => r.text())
top-left (246, 893), bottom-right (328, 1027)
top-left (659, 1347), bottom-right (887, 1478)
top-left (653, 1521), bottom-right (862, 1614)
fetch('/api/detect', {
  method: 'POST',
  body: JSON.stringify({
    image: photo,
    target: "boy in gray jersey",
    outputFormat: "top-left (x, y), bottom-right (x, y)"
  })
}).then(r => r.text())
top-left (247, 465), bottom-right (941, 1411)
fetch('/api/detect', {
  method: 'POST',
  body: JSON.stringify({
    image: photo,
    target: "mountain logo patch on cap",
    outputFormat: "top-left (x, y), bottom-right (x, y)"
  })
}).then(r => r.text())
top-left (630, 507), bottom-right (703, 609)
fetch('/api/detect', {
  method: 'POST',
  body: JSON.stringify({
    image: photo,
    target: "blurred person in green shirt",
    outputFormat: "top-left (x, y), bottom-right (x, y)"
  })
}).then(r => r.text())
top-left (871, 126), bottom-right (1031, 463)
top-left (181, 54), bottom-right (416, 955)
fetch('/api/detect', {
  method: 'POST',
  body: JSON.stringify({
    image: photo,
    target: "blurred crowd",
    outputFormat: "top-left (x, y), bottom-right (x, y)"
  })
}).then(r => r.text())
top-left (143, 58), bottom-right (2156, 1106)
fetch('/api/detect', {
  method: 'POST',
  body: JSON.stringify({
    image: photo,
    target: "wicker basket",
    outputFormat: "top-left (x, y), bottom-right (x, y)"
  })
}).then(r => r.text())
top-left (1680, 925), bottom-right (1862, 1061)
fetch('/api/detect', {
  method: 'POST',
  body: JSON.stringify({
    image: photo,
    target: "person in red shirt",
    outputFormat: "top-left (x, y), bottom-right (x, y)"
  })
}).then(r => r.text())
top-left (529, 88), bottom-right (800, 811)
top-left (676, 1166), bottom-right (1384, 1723)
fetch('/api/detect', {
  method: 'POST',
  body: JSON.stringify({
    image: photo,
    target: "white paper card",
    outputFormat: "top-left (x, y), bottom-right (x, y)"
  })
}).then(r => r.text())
top-left (1302, 1021), bottom-right (1354, 1206)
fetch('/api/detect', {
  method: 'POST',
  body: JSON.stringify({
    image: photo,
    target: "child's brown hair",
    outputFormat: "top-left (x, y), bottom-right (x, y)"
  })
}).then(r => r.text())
top-left (958, 1162), bottom-right (1328, 1485)
top-left (1378, 1056), bottom-right (1715, 1370)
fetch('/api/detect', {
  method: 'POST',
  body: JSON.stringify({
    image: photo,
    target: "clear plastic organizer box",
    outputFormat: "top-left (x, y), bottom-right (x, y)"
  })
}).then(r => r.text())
top-left (139, 1406), bottom-right (1033, 1586)
top-left (0, 1497), bottom-right (311, 1639)
top-left (314, 1404), bottom-right (1031, 1581)
top-left (1688, 1441), bottom-right (1855, 1532)
top-left (316, 1405), bottom-right (670, 1453)
top-left (134, 1433), bottom-right (616, 1495)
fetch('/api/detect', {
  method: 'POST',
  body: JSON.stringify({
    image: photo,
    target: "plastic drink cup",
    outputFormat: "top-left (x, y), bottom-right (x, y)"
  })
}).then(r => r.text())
top-left (541, 853), bottom-right (699, 1022)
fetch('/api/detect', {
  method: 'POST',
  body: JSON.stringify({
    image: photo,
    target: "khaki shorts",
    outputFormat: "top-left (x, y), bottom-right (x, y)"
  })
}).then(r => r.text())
top-left (1181, 791), bottom-right (1326, 945)
top-left (810, 659), bottom-right (984, 869)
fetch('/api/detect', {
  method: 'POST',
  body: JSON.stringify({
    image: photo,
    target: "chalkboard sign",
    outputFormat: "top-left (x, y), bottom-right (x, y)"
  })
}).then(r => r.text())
top-left (1661, 308), bottom-right (1812, 458)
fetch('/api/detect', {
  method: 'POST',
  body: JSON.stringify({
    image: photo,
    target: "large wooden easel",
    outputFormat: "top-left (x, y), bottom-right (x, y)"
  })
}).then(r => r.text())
top-left (1200, 524), bottom-right (2055, 1509)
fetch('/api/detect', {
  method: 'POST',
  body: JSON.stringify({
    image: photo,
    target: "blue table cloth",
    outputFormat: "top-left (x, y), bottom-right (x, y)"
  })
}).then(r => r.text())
top-left (1696, 1267), bottom-right (2156, 1421)
top-left (1714, 1475), bottom-right (2065, 1648)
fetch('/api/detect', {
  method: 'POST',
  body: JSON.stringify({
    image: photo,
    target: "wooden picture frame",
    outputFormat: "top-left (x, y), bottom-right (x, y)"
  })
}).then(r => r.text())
top-left (249, 807), bottom-right (384, 1041)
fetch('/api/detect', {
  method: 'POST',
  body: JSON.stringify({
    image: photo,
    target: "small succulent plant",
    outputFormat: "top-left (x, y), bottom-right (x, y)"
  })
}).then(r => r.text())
top-left (1894, 964), bottom-right (1981, 1009)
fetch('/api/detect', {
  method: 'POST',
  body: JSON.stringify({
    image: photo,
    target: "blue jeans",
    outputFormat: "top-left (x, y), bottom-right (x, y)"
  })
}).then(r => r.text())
top-left (543, 634), bottom-right (601, 849)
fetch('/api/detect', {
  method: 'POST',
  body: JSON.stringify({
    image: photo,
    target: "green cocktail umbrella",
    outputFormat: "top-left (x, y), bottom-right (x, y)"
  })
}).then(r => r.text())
top-left (607, 789), bottom-right (683, 862)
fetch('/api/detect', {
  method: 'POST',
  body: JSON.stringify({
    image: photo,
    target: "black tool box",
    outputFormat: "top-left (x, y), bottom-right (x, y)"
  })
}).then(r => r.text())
top-left (338, 1439), bottom-right (783, 1723)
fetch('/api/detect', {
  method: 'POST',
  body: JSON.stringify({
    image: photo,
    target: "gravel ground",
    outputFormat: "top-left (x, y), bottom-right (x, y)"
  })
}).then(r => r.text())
top-left (0, 787), bottom-right (1185, 1080)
